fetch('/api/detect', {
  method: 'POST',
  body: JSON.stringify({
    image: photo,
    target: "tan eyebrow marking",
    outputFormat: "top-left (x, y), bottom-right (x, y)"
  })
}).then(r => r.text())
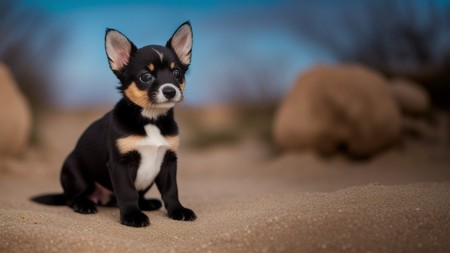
top-left (148, 63), bottom-right (155, 71)
top-left (170, 62), bottom-right (175, 69)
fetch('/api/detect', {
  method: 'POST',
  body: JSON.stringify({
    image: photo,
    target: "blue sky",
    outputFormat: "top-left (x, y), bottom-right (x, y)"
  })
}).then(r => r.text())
top-left (13, 0), bottom-right (336, 107)
top-left (13, 0), bottom-right (450, 107)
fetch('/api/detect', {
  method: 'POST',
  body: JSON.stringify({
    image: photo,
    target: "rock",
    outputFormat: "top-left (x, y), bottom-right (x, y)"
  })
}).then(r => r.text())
top-left (273, 64), bottom-right (402, 158)
top-left (0, 63), bottom-right (31, 158)
top-left (390, 78), bottom-right (430, 115)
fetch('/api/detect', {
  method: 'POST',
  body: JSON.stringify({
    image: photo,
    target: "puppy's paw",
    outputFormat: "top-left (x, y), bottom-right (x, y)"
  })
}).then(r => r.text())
top-left (73, 199), bottom-right (97, 214)
top-left (139, 198), bottom-right (162, 211)
top-left (121, 210), bottom-right (149, 227)
top-left (169, 207), bottom-right (197, 221)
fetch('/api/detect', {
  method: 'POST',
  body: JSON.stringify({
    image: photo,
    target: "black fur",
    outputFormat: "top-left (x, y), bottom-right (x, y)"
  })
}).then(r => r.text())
top-left (31, 194), bottom-right (66, 206)
top-left (31, 21), bottom-right (196, 227)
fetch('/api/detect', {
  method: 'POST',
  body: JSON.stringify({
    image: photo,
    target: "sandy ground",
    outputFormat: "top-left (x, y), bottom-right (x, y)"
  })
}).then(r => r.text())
top-left (1, 109), bottom-right (450, 253)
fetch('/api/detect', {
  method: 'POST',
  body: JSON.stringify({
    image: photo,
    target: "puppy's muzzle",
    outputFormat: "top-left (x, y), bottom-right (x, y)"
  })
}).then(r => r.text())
top-left (162, 86), bottom-right (176, 99)
top-left (156, 83), bottom-right (182, 104)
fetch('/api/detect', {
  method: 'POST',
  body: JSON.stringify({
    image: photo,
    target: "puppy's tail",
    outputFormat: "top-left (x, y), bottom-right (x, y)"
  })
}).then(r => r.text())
top-left (31, 193), bottom-right (66, 206)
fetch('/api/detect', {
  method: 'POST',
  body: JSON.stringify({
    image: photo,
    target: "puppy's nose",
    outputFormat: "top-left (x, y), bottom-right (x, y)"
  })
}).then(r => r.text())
top-left (162, 86), bottom-right (176, 99)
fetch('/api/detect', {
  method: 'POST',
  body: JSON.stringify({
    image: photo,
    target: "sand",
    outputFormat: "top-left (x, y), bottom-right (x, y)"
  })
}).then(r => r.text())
top-left (1, 109), bottom-right (450, 253)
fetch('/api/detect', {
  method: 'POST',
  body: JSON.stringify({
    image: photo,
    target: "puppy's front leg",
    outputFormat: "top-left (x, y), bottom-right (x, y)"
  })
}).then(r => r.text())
top-left (156, 151), bottom-right (196, 221)
top-left (107, 159), bottom-right (149, 227)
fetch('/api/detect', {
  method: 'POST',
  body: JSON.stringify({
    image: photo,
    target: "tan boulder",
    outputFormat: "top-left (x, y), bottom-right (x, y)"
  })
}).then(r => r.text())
top-left (273, 64), bottom-right (402, 158)
top-left (0, 63), bottom-right (31, 158)
top-left (390, 78), bottom-right (430, 115)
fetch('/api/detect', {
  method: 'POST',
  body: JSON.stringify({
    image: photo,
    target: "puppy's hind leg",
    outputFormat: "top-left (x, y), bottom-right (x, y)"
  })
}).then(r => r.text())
top-left (138, 184), bottom-right (162, 211)
top-left (139, 197), bottom-right (162, 211)
top-left (60, 153), bottom-right (97, 214)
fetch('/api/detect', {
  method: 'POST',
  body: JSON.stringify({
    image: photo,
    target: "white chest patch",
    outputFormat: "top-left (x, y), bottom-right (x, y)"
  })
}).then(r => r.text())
top-left (134, 124), bottom-right (170, 191)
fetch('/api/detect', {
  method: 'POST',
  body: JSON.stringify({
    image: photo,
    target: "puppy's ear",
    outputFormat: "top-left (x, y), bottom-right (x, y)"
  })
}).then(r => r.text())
top-left (167, 21), bottom-right (193, 67)
top-left (105, 29), bottom-right (137, 72)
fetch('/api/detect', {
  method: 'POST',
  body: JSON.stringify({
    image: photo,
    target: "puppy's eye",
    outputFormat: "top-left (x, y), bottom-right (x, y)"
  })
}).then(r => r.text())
top-left (140, 72), bottom-right (153, 83)
top-left (172, 68), bottom-right (181, 79)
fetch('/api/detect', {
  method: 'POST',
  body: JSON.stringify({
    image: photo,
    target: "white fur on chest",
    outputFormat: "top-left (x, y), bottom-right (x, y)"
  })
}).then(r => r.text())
top-left (134, 124), bottom-right (169, 191)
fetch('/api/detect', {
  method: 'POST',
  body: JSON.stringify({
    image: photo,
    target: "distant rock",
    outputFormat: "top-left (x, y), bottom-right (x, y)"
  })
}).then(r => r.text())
top-left (390, 78), bottom-right (430, 116)
top-left (0, 63), bottom-right (31, 158)
top-left (273, 64), bottom-right (402, 158)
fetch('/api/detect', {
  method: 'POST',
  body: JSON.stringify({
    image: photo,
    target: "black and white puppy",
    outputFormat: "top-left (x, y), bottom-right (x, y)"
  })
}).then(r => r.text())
top-left (32, 21), bottom-right (196, 227)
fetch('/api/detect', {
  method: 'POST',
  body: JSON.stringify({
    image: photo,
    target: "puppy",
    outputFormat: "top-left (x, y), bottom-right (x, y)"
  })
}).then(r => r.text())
top-left (32, 21), bottom-right (196, 227)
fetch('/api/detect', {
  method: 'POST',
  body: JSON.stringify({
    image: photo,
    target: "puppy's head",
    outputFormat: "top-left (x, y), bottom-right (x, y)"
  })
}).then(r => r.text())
top-left (105, 22), bottom-right (192, 111)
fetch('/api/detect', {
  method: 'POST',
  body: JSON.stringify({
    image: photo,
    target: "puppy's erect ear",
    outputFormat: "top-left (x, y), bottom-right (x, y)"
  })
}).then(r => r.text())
top-left (167, 21), bottom-right (193, 67)
top-left (105, 29), bottom-right (137, 72)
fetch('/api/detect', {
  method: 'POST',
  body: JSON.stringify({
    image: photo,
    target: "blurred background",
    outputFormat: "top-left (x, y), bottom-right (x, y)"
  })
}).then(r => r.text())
top-left (1, 0), bottom-right (449, 166)
top-left (2, 0), bottom-right (326, 108)
top-left (1, 2), bottom-right (450, 250)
